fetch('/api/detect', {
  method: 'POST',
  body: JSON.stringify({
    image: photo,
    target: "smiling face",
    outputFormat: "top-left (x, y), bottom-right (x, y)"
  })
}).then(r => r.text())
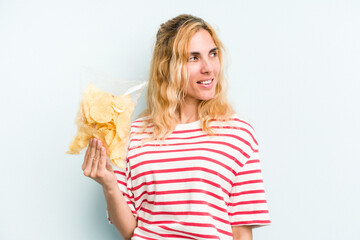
top-left (183, 29), bottom-right (220, 106)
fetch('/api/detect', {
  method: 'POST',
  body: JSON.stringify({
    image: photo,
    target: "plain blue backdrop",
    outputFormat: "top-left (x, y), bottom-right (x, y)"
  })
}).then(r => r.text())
top-left (1, 0), bottom-right (359, 239)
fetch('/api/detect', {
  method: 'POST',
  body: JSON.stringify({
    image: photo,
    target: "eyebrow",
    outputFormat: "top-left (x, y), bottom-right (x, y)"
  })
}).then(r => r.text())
top-left (190, 47), bottom-right (218, 55)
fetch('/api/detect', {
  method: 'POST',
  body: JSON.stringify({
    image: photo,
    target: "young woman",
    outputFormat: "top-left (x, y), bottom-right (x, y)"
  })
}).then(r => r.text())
top-left (82, 14), bottom-right (270, 240)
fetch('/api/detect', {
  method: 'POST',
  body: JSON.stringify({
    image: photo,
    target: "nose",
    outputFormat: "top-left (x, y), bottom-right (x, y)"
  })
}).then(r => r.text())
top-left (200, 58), bottom-right (213, 74)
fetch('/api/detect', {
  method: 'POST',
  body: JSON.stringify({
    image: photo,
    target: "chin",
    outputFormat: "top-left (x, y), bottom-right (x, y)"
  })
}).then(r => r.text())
top-left (200, 95), bottom-right (215, 101)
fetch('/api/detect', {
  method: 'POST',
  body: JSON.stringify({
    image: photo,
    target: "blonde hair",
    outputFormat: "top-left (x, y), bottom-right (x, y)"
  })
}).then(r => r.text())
top-left (139, 14), bottom-right (235, 140)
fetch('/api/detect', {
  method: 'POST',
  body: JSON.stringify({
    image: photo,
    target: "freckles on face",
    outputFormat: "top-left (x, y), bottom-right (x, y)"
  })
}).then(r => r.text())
top-left (183, 29), bottom-right (220, 104)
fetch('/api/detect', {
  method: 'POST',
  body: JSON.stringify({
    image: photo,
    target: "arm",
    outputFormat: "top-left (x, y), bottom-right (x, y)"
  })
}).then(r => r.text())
top-left (232, 226), bottom-right (253, 240)
top-left (103, 183), bottom-right (137, 240)
top-left (83, 138), bottom-right (137, 240)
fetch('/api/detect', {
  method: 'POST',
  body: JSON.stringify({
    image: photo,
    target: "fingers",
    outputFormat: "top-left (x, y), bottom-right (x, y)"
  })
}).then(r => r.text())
top-left (105, 157), bottom-right (113, 172)
top-left (82, 139), bottom-right (92, 171)
top-left (99, 146), bottom-right (107, 171)
top-left (83, 138), bottom-right (97, 176)
top-left (82, 139), bottom-right (117, 188)
top-left (83, 138), bottom-right (107, 178)
top-left (90, 139), bottom-right (102, 177)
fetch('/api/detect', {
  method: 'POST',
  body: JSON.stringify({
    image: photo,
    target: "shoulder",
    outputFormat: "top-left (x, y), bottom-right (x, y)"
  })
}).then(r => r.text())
top-left (131, 116), bottom-right (151, 127)
top-left (213, 114), bottom-right (257, 135)
top-left (223, 113), bottom-right (256, 130)
top-left (130, 116), bottom-right (153, 135)
top-left (212, 113), bottom-right (259, 150)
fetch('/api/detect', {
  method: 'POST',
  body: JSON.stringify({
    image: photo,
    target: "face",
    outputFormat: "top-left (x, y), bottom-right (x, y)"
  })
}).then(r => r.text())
top-left (183, 29), bottom-right (220, 106)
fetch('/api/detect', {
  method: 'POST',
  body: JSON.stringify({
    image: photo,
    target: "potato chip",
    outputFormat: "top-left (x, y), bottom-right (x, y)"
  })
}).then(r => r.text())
top-left (115, 113), bottom-right (131, 139)
top-left (67, 125), bottom-right (93, 154)
top-left (82, 83), bottom-right (102, 123)
top-left (112, 94), bottom-right (134, 113)
top-left (67, 83), bottom-right (137, 168)
top-left (90, 105), bottom-right (114, 123)
top-left (109, 135), bottom-right (127, 169)
top-left (105, 129), bottom-right (116, 147)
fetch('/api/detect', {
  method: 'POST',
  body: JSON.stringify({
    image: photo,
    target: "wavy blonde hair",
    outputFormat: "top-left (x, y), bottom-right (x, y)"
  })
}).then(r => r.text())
top-left (139, 14), bottom-right (235, 140)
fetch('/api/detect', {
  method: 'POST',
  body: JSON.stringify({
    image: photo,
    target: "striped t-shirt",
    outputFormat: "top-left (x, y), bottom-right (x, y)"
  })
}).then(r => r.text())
top-left (110, 114), bottom-right (271, 239)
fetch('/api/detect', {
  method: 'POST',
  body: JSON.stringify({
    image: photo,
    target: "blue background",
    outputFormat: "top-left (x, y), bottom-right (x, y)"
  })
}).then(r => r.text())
top-left (1, 0), bottom-right (359, 239)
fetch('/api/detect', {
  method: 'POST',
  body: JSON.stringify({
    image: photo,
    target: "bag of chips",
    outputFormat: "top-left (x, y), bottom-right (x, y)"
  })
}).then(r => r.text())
top-left (67, 68), bottom-right (147, 168)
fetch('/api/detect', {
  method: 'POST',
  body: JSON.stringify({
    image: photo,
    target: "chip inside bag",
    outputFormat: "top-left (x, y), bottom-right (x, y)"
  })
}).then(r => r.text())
top-left (67, 72), bottom-right (147, 169)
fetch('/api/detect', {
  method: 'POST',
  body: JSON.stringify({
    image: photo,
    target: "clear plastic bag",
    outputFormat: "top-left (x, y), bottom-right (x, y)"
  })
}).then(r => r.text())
top-left (67, 67), bottom-right (147, 168)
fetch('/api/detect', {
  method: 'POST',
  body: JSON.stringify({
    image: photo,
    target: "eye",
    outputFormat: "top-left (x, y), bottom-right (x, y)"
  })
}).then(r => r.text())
top-left (189, 56), bottom-right (198, 62)
top-left (210, 51), bottom-right (218, 57)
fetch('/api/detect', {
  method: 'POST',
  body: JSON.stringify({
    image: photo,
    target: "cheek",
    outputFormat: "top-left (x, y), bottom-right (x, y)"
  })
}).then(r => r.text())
top-left (213, 60), bottom-right (220, 75)
top-left (187, 66), bottom-right (200, 82)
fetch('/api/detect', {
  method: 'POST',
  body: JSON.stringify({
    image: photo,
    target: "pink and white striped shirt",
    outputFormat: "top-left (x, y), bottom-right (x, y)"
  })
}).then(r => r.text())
top-left (110, 114), bottom-right (270, 239)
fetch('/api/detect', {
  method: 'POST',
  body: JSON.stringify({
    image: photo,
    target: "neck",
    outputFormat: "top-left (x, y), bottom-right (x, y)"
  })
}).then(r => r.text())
top-left (178, 99), bottom-right (200, 124)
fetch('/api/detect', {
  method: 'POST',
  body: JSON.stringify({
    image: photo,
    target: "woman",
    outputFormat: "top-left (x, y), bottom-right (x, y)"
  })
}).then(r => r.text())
top-left (82, 14), bottom-right (270, 240)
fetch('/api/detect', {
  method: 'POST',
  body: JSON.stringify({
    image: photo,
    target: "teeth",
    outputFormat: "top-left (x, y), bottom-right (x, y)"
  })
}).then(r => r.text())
top-left (199, 79), bottom-right (212, 84)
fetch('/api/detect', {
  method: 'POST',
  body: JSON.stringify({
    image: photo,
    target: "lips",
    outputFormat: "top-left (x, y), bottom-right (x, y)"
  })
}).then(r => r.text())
top-left (196, 78), bottom-right (214, 85)
top-left (195, 78), bottom-right (215, 89)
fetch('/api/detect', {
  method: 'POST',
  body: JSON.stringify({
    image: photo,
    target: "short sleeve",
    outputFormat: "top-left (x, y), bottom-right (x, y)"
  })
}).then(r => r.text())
top-left (107, 155), bottom-right (137, 224)
top-left (228, 150), bottom-right (271, 226)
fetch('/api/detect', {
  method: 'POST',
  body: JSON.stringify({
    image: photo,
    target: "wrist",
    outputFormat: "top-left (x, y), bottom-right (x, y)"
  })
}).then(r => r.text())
top-left (102, 181), bottom-right (119, 194)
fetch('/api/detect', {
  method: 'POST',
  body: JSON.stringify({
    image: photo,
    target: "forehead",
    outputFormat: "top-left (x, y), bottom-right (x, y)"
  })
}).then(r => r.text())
top-left (188, 29), bottom-right (216, 51)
